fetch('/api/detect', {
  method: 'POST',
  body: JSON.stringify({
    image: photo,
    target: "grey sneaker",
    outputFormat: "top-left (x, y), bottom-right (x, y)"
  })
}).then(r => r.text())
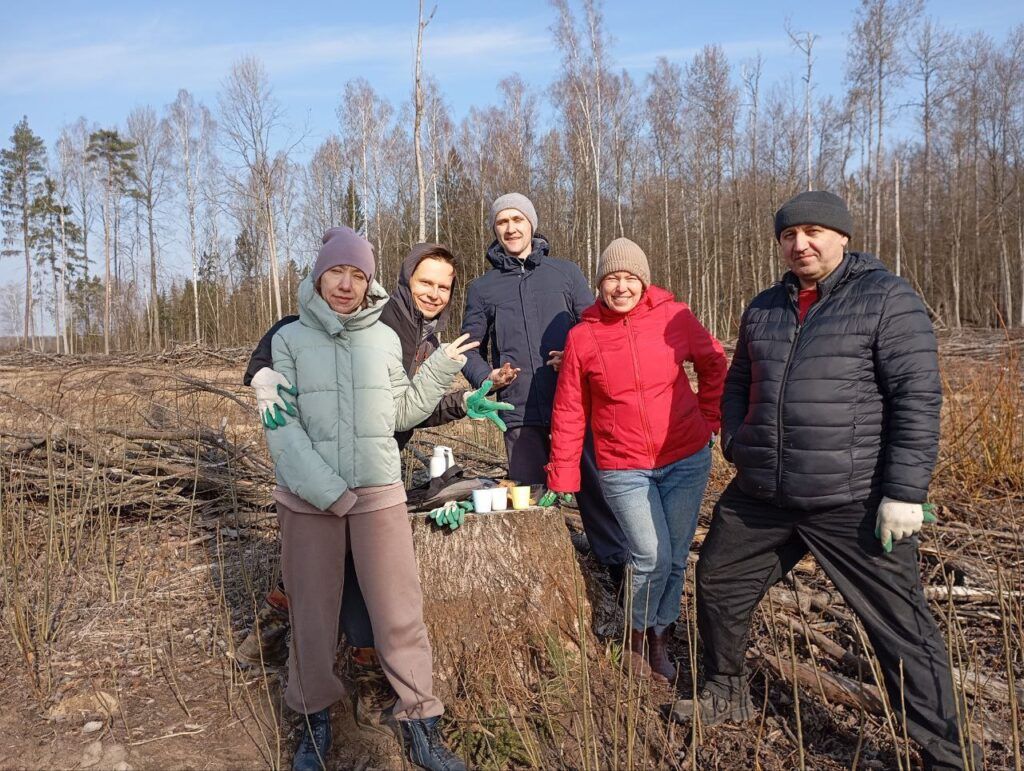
top-left (569, 531), bottom-right (591, 554)
top-left (668, 682), bottom-right (754, 726)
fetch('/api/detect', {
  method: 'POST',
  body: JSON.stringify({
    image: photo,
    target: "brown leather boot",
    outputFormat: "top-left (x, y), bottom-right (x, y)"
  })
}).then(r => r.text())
top-left (625, 628), bottom-right (651, 678)
top-left (646, 627), bottom-right (677, 683)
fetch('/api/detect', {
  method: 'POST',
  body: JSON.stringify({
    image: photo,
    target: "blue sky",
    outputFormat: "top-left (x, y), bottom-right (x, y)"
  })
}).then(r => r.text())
top-left (0, 0), bottom-right (1020, 329)
top-left (3, 0), bottom-right (1020, 154)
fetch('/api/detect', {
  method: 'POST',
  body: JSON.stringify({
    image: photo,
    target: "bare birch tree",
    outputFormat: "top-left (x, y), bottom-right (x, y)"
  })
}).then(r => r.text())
top-left (219, 58), bottom-right (286, 321)
top-left (126, 105), bottom-right (170, 349)
top-left (413, 1), bottom-right (436, 242)
top-left (786, 20), bottom-right (819, 191)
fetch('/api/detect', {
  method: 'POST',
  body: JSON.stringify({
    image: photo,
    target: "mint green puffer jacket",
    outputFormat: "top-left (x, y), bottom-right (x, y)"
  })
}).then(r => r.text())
top-left (265, 275), bottom-right (465, 510)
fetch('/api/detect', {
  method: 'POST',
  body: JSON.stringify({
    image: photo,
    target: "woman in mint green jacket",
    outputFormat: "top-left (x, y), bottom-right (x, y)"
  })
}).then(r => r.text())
top-left (265, 227), bottom-right (471, 771)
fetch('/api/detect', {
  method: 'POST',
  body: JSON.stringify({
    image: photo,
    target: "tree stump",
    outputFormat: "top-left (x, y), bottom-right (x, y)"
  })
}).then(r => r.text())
top-left (410, 506), bottom-right (595, 697)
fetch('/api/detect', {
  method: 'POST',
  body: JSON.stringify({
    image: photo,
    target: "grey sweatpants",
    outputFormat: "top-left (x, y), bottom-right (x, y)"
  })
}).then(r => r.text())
top-left (277, 499), bottom-right (442, 720)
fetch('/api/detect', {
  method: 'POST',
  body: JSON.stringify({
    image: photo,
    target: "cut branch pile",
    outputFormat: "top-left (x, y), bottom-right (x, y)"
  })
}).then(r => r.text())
top-left (0, 362), bottom-right (273, 523)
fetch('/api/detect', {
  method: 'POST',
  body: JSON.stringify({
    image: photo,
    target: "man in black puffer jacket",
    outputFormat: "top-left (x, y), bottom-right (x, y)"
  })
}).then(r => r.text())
top-left (671, 192), bottom-right (977, 770)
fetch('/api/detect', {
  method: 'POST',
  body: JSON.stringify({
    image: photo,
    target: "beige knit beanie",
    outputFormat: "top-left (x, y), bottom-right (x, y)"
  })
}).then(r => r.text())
top-left (597, 238), bottom-right (651, 286)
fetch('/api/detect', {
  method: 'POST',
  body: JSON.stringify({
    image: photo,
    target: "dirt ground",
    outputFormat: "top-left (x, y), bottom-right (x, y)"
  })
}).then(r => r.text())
top-left (0, 332), bottom-right (1021, 769)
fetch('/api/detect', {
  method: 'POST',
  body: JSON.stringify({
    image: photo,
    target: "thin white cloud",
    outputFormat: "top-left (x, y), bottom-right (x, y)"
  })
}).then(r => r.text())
top-left (0, 21), bottom-right (550, 96)
top-left (617, 38), bottom-right (795, 69)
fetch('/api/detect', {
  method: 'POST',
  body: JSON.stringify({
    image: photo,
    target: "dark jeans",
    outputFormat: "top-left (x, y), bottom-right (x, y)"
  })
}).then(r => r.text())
top-left (697, 481), bottom-right (975, 770)
top-left (504, 424), bottom-right (630, 567)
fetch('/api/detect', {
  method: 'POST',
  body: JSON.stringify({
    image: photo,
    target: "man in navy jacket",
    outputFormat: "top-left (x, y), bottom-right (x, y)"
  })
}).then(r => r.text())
top-left (671, 191), bottom-right (977, 771)
top-left (461, 193), bottom-right (630, 575)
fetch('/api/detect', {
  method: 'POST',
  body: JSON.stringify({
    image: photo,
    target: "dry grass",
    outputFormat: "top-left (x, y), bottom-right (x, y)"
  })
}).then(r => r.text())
top-left (0, 336), bottom-right (1020, 769)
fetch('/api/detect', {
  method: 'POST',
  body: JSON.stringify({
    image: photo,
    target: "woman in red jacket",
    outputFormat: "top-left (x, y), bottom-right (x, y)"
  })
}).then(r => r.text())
top-left (546, 238), bottom-right (727, 683)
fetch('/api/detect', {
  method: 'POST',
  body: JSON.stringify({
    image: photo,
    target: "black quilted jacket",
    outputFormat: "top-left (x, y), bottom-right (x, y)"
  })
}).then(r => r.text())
top-left (721, 252), bottom-right (941, 510)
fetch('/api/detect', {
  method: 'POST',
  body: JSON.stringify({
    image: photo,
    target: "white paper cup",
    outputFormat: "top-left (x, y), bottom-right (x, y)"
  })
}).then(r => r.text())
top-left (490, 487), bottom-right (508, 511)
top-left (510, 485), bottom-right (531, 510)
top-left (471, 489), bottom-right (493, 514)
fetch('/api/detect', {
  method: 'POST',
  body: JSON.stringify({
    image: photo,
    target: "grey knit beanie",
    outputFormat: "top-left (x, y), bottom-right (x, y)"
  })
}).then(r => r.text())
top-left (774, 191), bottom-right (853, 240)
top-left (597, 238), bottom-right (651, 287)
top-left (313, 226), bottom-right (375, 285)
top-left (488, 193), bottom-right (538, 235)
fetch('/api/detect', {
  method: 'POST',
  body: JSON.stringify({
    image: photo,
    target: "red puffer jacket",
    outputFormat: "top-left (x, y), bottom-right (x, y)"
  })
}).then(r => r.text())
top-left (546, 285), bottom-right (727, 492)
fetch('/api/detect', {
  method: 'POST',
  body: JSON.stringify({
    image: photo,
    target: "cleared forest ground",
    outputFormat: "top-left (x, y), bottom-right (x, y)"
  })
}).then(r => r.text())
top-left (0, 330), bottom-right (1021, 770)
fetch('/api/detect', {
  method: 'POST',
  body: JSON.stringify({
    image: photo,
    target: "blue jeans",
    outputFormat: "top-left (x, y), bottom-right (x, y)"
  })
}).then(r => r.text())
top-left (599, 446), bottom-right (712, 632)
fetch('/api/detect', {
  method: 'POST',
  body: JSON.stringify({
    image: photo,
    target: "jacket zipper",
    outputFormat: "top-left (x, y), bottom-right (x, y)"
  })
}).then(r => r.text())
top-left (625, 316), bottom-right (656, 465)
top-left (774, 288), bottom-right (832, 503)
top-left (518, 265), bottom-right (541, 378)
top-left (775, 298), bottom-right (801, 504)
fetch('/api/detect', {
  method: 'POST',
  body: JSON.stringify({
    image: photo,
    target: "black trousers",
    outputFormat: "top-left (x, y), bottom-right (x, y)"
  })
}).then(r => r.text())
top-left (504, 424), bottom-right (630, 567)
top-left (340, 551), bottom-right (374, 647)
top-left (697, 481), bottom-right (973, 770)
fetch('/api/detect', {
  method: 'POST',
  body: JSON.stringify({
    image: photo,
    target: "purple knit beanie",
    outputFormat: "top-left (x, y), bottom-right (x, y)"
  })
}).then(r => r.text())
top-left (313, 227), bottom-right (375, 285)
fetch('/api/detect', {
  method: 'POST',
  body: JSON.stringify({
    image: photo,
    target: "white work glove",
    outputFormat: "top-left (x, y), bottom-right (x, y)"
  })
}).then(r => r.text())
top-left (874, 496), bottom-right (936, 553)
top-left (251, 367), bottom-right (297, 429)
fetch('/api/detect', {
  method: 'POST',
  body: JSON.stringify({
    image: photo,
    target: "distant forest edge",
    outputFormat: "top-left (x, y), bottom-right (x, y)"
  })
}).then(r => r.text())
top-left (1, 0), bottom-right (1022, 352)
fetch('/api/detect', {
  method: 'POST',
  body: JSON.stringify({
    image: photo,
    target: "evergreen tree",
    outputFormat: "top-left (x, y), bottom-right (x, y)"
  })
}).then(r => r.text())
top-left (343, 176), bottom-right (366, 234)
top-left (85, 129), bottom-right (136, 353)
top-left (29, 176), bottom-right (83, 346)
top-left (0, 116), bottom-right (47, 345)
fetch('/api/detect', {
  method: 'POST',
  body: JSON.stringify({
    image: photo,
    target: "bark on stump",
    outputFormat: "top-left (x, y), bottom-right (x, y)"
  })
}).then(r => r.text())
top-left (410, 506), bottom-right (595, 697)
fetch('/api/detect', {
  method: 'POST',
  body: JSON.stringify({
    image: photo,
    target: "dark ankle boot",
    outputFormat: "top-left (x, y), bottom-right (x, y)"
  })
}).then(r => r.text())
top-left (626, 628), bottom-right (652, 678)
top-left (292, 708), bottom-right (331, 771)
top-left (646, 627), bottom-right (677, 683)
top-left (399, 716), bottom-right (466, 771)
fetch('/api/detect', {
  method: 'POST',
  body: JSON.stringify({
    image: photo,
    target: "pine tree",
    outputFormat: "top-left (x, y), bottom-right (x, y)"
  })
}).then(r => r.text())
top-left (0, 116), bottom-right (47, 346)
top-left (29, 176), bottom-right (82, 348)
top-left (343, 176), bottom-right (366, 234)
top-left (85, 129), bottom-right (136, 353)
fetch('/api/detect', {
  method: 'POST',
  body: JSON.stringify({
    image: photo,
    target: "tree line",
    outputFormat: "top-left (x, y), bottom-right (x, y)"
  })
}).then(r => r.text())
top-left (2, 0), bottom-right (1022, 353)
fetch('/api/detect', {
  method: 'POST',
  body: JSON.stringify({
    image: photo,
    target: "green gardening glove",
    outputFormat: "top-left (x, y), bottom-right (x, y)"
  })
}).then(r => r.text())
top-left (429, 500), bottom-right (458, 527)
top-left (464, 380), bottom-right (515, 432)
top-left (448, 500), bottom-right (474, 530)
top-left (923, 502), bottom-right (937, 524)
top-left (874, 498), bottom-right (938, 554)
top-left (538, 490), bottom-right (575, 508)
top-left (428, 500), bottom-right (474, 530)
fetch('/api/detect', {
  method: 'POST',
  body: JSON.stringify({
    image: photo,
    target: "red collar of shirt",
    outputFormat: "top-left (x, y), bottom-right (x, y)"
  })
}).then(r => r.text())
top-left (798, 286), bottom-right (818, 322)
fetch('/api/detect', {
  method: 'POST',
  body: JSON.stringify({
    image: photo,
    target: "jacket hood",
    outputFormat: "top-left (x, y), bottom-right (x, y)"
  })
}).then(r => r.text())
top-left (782, 251), bottom-right (886, 296)
top-left (298, 273), bottom-right (388, 335)
top-left (584, 283), bottom-right (676, 323)
top-left (485, 235), bottom-right (551, 271)
top-left (391, 243), bottom-right (458, 336)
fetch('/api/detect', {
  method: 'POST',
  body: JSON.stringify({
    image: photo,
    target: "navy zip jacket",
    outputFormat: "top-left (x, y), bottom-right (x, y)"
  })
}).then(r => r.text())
top-left (461, 236), bottom-right (594, 429)
top-left (721, 251), bottom-right (941, 511)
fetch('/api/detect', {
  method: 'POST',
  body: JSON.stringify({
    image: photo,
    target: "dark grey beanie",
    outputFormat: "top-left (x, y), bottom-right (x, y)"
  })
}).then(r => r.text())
top-left (774, 191), bottom-right (853, 240)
